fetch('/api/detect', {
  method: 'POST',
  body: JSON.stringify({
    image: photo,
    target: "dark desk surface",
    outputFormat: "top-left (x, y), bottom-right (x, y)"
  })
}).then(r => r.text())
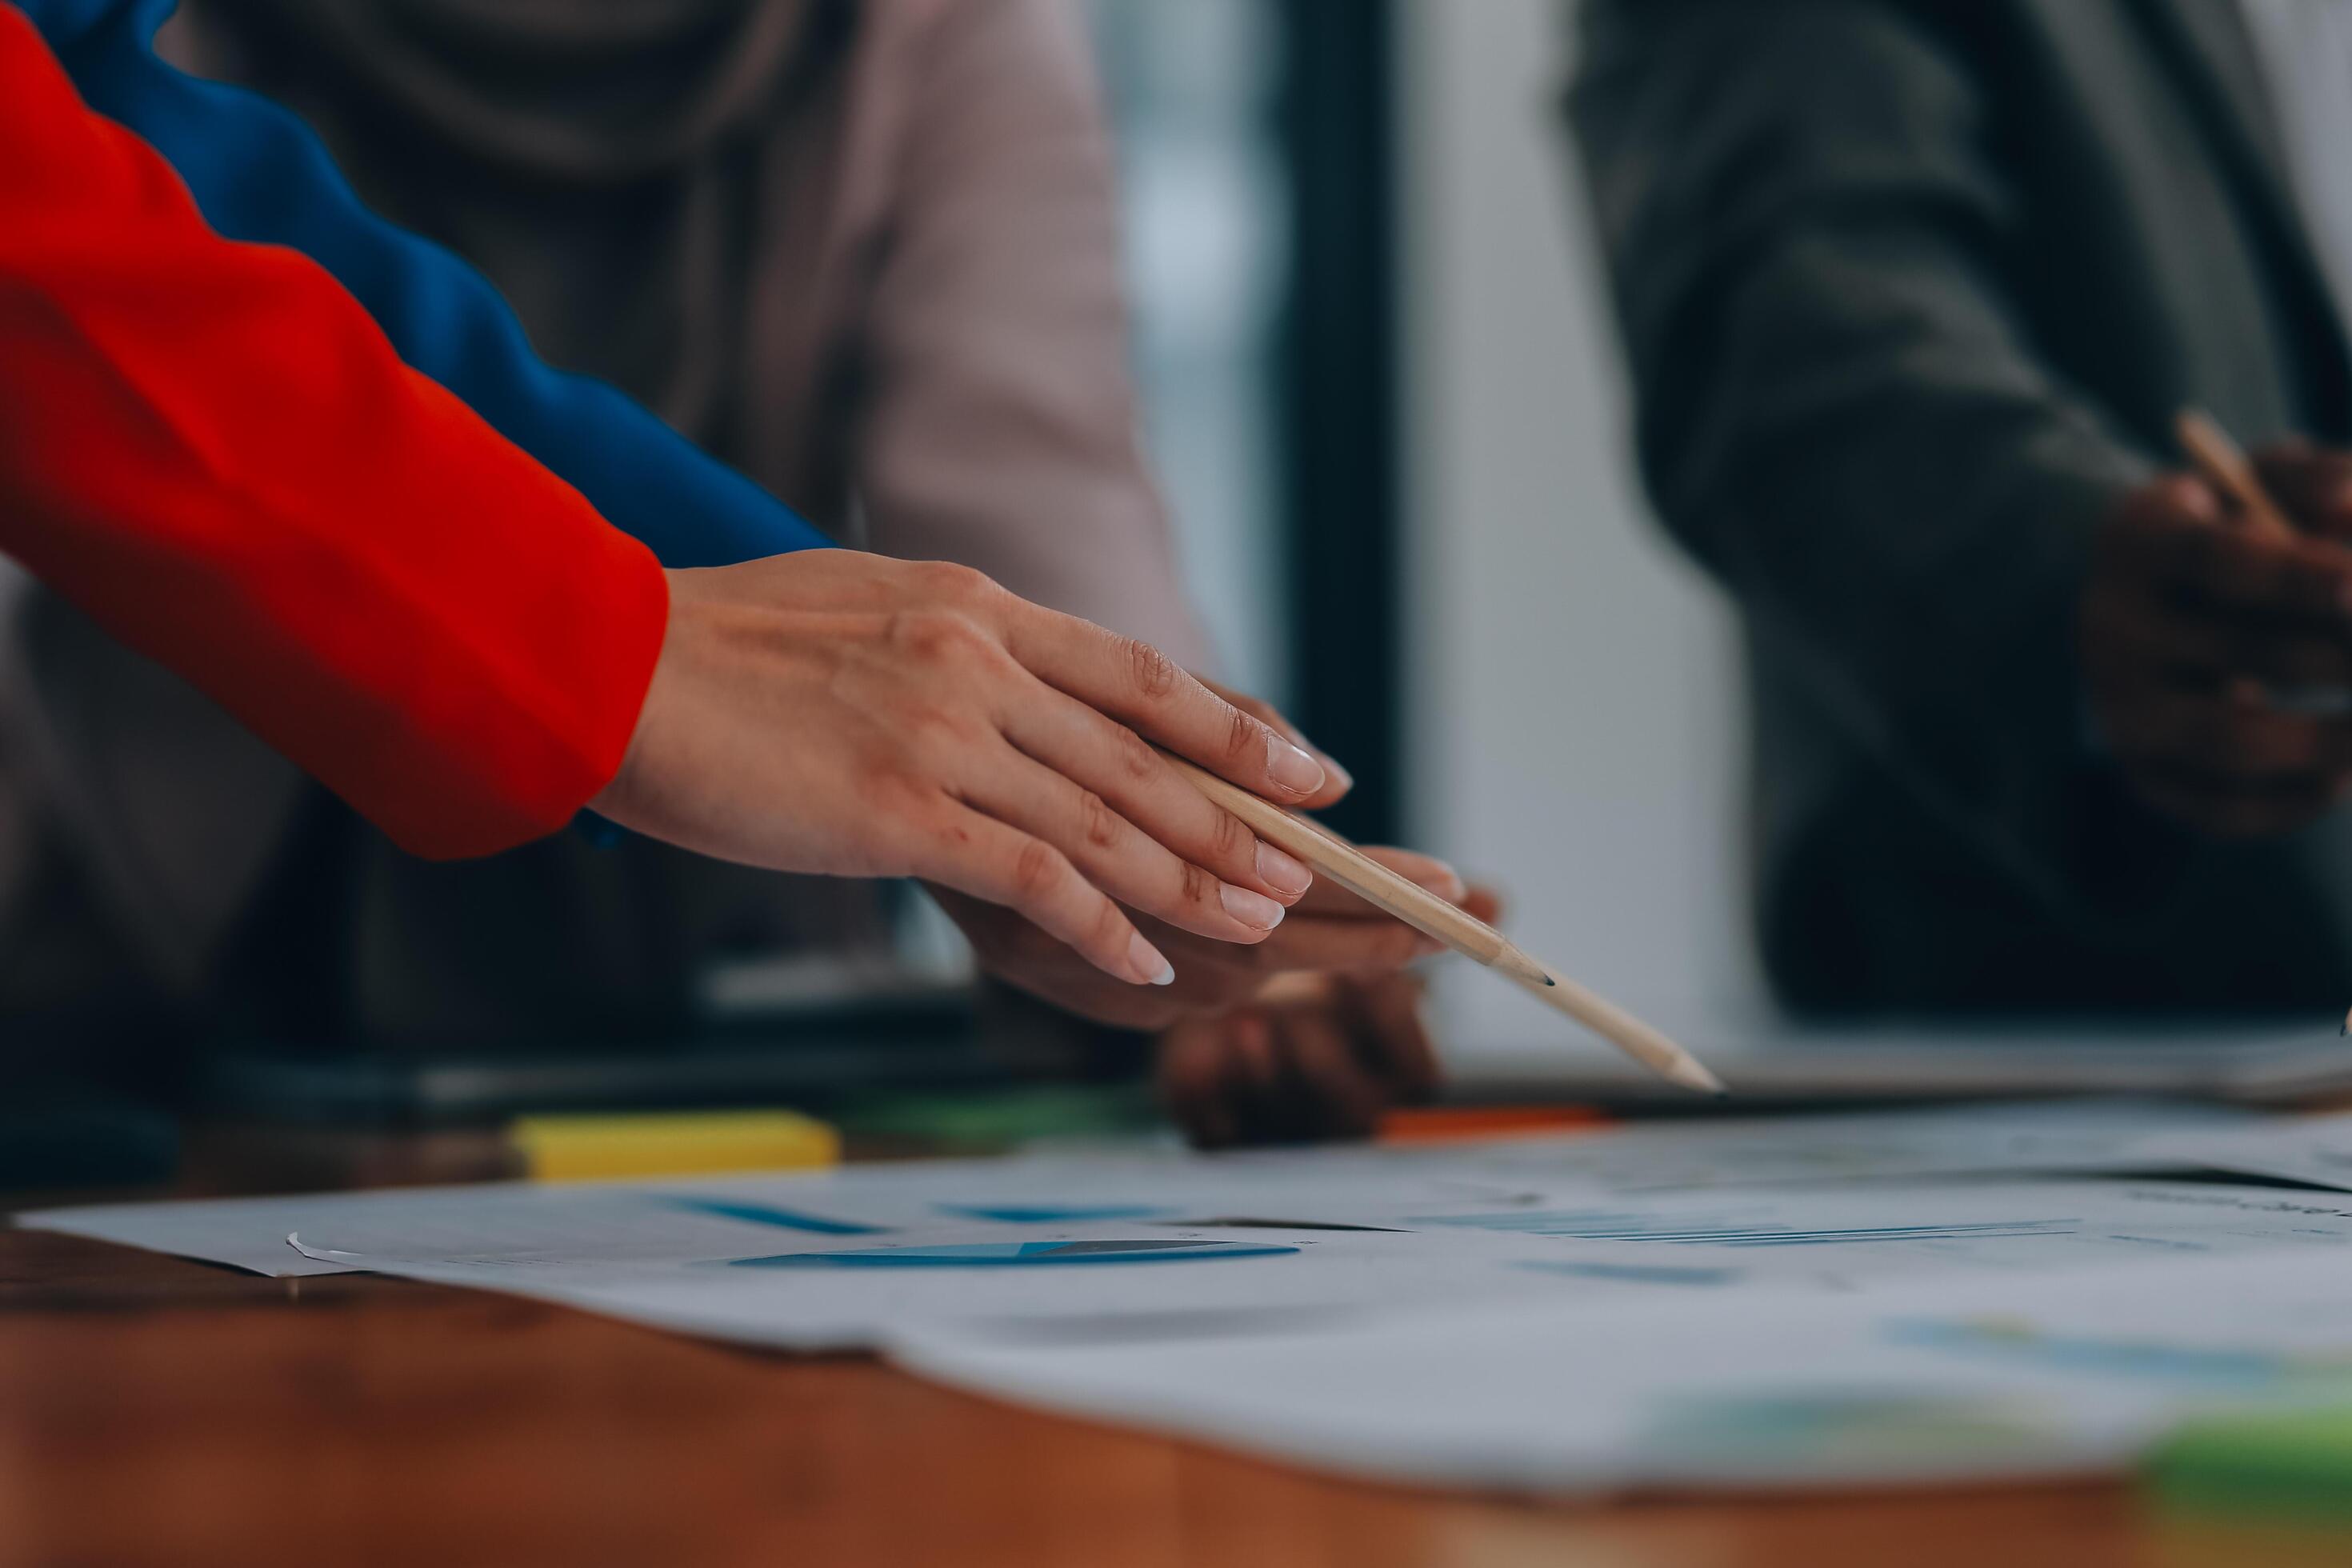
top-left (3, 1135), bottom-right (2347, 1568)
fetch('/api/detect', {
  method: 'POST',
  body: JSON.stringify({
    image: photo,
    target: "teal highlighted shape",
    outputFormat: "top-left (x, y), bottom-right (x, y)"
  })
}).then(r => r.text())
top-left (661, 1195), bottom-right (886, 1235)
top-left (936, 1204), bottom-right (1171, 1224)
top-left (727, 1238), bottom-right (1298, 1269)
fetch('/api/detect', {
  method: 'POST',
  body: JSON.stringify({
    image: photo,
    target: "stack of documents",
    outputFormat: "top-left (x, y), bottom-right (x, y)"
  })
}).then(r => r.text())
top-left (29, 1098), bottom-right (2352, 1495)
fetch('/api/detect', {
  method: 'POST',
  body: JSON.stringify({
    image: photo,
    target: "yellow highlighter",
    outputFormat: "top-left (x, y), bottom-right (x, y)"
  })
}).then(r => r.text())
top-left (509, 1108), bottom-right (840, 1182)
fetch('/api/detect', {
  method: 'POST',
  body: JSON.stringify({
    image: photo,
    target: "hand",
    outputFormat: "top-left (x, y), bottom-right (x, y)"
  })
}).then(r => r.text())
top-left (930, 846), bottom-right (1471, 1030)
top-left (590, 551), bottom-right (1336, 983)
top-left (2081, 446), bottom-right (2352, 836)
top-left (1201, 674), bottom-right (1355, 802)
top-left (1158, 878), bottom-right (1503, 1146)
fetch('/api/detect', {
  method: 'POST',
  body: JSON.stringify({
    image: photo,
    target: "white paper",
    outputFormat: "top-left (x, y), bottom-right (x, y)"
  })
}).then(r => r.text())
top-left (2132, 1108), bottom-right (2352, 1191)
top-left (286, 1222), bottom-right (1675, 1352)
top-left (16, 1150), bottom-right (1547, 1278)
top-left (25, 1098), bottom-right (2352, 1494)
top-left (254, 1175), bottom-right (2352, 1354)
top-left (1431, 1098), bottom-right (2247, 1192)
top-left (14, 1098), bottom-right (2242, 1278)
top-left (894, 1249), bottom-right (2352, 1495)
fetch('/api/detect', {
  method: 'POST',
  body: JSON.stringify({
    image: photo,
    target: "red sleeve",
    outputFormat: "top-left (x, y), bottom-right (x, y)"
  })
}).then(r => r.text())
top-left (0, 8), bottom-right (668, 860)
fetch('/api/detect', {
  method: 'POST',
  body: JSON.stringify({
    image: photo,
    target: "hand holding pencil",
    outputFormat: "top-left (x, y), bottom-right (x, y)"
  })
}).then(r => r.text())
top-left (1162, 752), bottom-right (1725, 1094)
top-left (2079, 412), bottom-right (2352, 838)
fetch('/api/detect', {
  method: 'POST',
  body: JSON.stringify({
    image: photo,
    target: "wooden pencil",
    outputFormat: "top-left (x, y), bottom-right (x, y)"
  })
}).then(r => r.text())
top-left (2176, 408), bottom-right (2297, 540)
top-left (1162, 751), bottom-right (1726, 1094)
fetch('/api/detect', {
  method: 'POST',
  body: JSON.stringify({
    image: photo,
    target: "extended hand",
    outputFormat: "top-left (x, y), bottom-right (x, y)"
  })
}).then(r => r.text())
top-left (590, 552), bottom-right (1335, 983)
top-left (930, 846), bottom-right (1470, 1030)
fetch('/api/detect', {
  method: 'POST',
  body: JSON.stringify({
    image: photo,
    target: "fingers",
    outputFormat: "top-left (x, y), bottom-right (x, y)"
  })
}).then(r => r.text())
top-left (1255, 846), bottom-right (1469, 974)
top-left (1000, 609), bottom-right (1330, 803)
top-left (1158, 1017), bottom-right (1247, 1147)
top-left (2108, 472), bottom-right (2222, 538)
top-left (2082, 592), bottom-right (2352, 687)
top-left (808, 565), bottom-right (1347, 807)
top-left (2087, 472), bottom-right (2352, 823)
top-left (1276, 1008), bottom-right (1389, 1138)
top-left (1198, 676), bottom-right (1354, 810)
top-left (2110, 478), bottom-right (2352, 622)
top-left (1293, 846), bottom-right (1466, 917)
top-left (2097, 678), bottom-right (2352, 836)
top-left (937, 871), bottom-right (1416, 1029)
top-left (2098, 686), bottom-right (2352, 781)
top-left (1459, 885), bottom-right (1506, 926)
top-left (1134, 844), bottom-right (1477, 978)
top-left (1155, 972), bottom-right (1443, 1148)
top-left (911, 806), bottom-right (1172, 986)
top-left (956, 742), bottom-right (1291, 946)
top-left (1228, 914), bottom-right (1445, 974)
top-left (2254, 441), bottom-right (2352, 542)
top-left (994, 680), bottom-right (1315, 910)
top-left (1346, 972), bottom-right (1442, 1103)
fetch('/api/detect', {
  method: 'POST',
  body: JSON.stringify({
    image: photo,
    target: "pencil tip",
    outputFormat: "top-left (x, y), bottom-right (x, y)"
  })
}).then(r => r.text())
top-left (1543, 977), bottom-right (1556, 987)
top-left (1673, 1061), bottom-right (1728, 1095)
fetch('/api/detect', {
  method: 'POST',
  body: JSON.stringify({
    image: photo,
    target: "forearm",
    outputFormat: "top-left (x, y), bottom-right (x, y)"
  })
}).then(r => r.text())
top-left (1661, 223), bottom-right (2150, 788)
top-left (0, 8), bottom-right (666, 858)
top-left (1570, 0), bottom-right (2154, 885)
top-left (31, 0), bottom-right (829, 570)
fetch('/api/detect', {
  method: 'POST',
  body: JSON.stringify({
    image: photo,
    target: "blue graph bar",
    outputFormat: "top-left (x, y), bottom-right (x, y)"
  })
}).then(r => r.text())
top-left (727, 1239), bottom-right (1300, 1269)
top-left (659, 1196), bottom-right (888, 1235)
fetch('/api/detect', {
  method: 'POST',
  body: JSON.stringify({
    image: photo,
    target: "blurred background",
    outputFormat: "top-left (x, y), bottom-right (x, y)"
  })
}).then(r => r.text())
top-left (16, 0), bottom-right (2350, 1180)
top-left (1090, 0), bottom-right (1753, 1066)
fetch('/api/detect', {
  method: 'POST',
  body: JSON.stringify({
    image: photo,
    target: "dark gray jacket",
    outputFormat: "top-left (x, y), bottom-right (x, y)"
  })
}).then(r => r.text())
top-left (1570, 0), bottom-right (2352, 1011)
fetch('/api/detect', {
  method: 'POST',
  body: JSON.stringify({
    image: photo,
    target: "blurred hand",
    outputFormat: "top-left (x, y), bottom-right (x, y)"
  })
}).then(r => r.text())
top-left (2081, 443), bottom-right (2352, 836)
top-left (591, 551), bottom-right (1336, 984)
top-left (929, 845), bottom-right (1467, 1030)
top-left (1158, 884), bottom-right (1502, 1147)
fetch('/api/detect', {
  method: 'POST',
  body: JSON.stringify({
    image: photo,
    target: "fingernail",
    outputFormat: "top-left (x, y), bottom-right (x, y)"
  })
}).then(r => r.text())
top-left (1130, 933), bottom-right (1175, 986)
top-left (1419, 862), bottom-right (1468, 902)
top-left (1254, 841), bottom-right (1314, 898)
top-left (1268, 738), bottom-right (1327, 798)
top-left (1320, 754), bottom-right (1356, 794)
top-left (1220, 882), bottom-right (1286, 931)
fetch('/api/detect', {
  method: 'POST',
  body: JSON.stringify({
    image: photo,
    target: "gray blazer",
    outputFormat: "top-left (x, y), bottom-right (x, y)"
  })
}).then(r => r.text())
top-left (1569, 0), bottom-right (2352, 1012)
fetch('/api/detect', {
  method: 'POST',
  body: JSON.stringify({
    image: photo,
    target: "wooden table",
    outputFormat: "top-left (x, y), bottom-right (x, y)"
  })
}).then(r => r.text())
top-left (3, 1144), bottom-right (2346, 1568)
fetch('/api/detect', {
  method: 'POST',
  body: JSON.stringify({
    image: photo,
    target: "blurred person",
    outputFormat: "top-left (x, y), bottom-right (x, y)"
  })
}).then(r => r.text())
top-left (1570, 0), bottom-right (2352, 1013)
top-left (2, 1), bottom-right (1344, 1054)
top-left (6, 0), bottom-right (1463, 1138)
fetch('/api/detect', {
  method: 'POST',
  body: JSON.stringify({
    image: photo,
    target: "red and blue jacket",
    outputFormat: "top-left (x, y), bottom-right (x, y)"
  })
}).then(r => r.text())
top-left (1, 0), bottom-right (830, 858)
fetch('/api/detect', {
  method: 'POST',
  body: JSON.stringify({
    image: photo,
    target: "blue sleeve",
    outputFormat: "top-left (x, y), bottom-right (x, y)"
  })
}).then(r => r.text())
top-left (23, 0), bottom-right (831, 569)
